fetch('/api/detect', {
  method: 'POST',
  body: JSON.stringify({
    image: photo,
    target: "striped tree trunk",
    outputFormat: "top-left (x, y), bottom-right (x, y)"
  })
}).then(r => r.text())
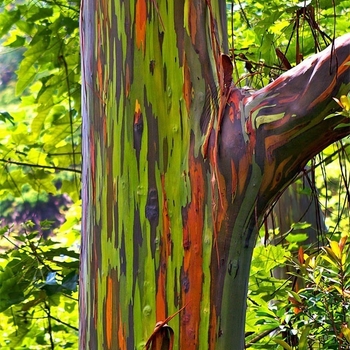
top-left (80, 0), bottom-right (350, 348)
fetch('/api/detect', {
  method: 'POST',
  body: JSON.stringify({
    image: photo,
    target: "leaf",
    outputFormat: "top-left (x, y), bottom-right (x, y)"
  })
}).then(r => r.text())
top-left (0, 225), bottom-right (9, 236)
top-left (41, 283), bottom-right (62, 296)
top-left (273, 338), bottom-right (293, 350)
top-left (64, 301), bottom-right (76, 313)
top-left (42, 247), bottom-right (80, 260)
top-left (340, 95), bottom-right (350, 111)
top-left (285, 233), bottom-right (309, 243)
top-left (288, 290), bottom-right (302, 304)
top-left (291, 222), bottom-right (311, 230)
top-left (27, 7), bottom-right (53, 22)
top-left (16, 38), bottom-right (49, 95)
top-left (145, 304), bottom-right (187, 350)
top-left (0, 111), bottom-right (15, 125)
top-left (334, 122), bottom-right (350, 129)
top-left (145, 324), bottom-right (174, 350)
top-left (339, 235), bottom-right (348, 252)
top-left (299, 326), bottom-right (311, 350)
top-left (5, 35), bottom-right (26, 48)
top-left (6, 320), bottom-right (30, 347)
top-left (323, 248), bottom-right (339, 266)
top-left (324, 112), bottom-right (340, 119)
top-left (62, 271), bottom-right (78, 292)
top-left (341, 324), bottom-right (350, 342)
top-left (0, 9), bottom-right (20, 38)
top-left (329, 240), bottom-right (341, 260)
top-left (256, 305), bottom-right (277, 318)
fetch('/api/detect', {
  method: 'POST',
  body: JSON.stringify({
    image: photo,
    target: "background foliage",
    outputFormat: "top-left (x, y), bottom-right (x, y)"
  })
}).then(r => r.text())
top-left (0, 0), bottom-right (349, 348)
top-left (0, 0), bottom-right (81, 348)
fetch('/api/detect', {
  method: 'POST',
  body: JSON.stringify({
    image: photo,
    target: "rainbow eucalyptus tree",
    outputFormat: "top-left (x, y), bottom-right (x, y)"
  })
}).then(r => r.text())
top-left (80, 0), bottom-right (350, 348)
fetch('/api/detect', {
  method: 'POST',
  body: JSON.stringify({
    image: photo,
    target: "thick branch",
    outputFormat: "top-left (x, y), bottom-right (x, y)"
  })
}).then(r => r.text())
top-left (210, 34), bottom-right (350, 349)
top-left (247, 33), bottom-right (350, 210)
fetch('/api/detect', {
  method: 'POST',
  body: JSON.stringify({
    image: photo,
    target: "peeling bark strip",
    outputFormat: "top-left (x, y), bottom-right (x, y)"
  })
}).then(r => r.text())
top-left (80, 0), bottom-right (350, 348)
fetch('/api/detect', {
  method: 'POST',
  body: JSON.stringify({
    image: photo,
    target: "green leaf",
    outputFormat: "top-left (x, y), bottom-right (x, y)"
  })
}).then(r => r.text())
top-left (285, 233), bottom-right (309, 243)
top-left (299, 326), bottom-right (311, 350)
top-left (16, 64), bottom-right (37, 95)
top-left (41, 283), bottom-right (62, 296)
top-left (6, 321), bottom-right (30, 347)
top-left (27, 7), bottom-right (53, 22)
top-left (5, 35), bottom-right (26, 48)
top-left (0, 9), bottom-right (20, 38)
top-left (334, 122), bottom-right (350, 129)
top-left (16, 39), bottom-right (50, 95)
top-left (291, 222), bottom-right (311, 230)
top-left (256, 305), bottom-right (277, 318)
top-left (273, 338), bottom-right (293, 350)
top-left (0, 225), bottom-right (9, 236)
top-left (62, 271), bottom-right (78, 292)
top-left (42, 247), bottom-right (80, 260)
top-left (288, 290), bottom-right (302, 303)
top-left (64, 301), bottom-right (77, 313)
top-left (0, 111), bottom-right (15, 125)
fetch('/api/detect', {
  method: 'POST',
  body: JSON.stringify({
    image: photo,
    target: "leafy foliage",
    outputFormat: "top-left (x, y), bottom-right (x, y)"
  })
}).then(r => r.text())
top-left (0, 0), bottom-right (81, 348)
top-left (246, 233), bottom-right (350, 348)
top-left (0, 221), bottom-right (79, 349)
top-left (285, 236), bottom-right (350, 349)
top-left (246, 245), bottom-right (292, 348)
top-left (0, 0), bottom-right (81, 203)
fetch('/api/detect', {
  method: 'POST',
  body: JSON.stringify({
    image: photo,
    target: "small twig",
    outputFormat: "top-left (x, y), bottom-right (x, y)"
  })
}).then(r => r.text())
top-left (0, 158), bottom-right (81, 173)
top-left (245, 327), bottom-right (279, 347)
top-left (45, 314), bottom-right (79, 332)
top-left (44, 303), bottom-right (55, 350)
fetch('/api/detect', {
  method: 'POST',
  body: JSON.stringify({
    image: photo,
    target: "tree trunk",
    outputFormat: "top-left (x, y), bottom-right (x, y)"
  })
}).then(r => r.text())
top-left (80, 0), bottom-right (350, 348)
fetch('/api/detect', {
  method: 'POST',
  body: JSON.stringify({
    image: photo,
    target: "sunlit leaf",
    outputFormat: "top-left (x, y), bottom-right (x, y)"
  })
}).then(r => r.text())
top-left (285, 233), bottom-right (309, 243)
top-left (329, 240), bottom-right (341, 260)
top-left (291, 222), bottom-right (311, 230)
top-left (273, 338), bottom-right (293, 350)
top-left (341, 324), bottom-right (350, 342)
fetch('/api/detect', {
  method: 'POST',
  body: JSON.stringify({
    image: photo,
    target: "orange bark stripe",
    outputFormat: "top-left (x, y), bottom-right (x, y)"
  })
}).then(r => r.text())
top-left (106, 276), bottom-right (113, 349)
top-left (156, 271), bottom-right (166, 322)
top-left (181, 152), bottom-right (204, 349)
top-left (189, 2), bottom-right (197, 45)
top-left (135, 0), bottom-right (147, 50)
top-left (118, 308), bottom-right (127, 350)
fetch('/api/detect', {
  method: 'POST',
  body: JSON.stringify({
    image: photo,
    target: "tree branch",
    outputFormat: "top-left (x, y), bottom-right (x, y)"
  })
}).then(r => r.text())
top-left (247, 33), bottom-right (350, 210)
top-left (0, 158), bottom-right (82, 174)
